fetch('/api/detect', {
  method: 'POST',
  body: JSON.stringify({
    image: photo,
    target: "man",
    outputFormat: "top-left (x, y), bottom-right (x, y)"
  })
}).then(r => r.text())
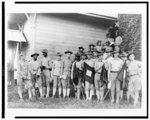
top-left (51, 52), bottom-right (63, 98)
top-left (83, 52), bottom-right (95, 101)
top-left (94, 52), bottom-right (105, 102)
top-left (71, 54), bottom-right (83, 99)
top-left (126, 53), bottom-right (141, 106)
top-left (88, 44), bottom-right (95, 53)
top-left (17, 53), bottom-right (30, 102)
top-left (108, 51), bottom-right (124, 104)
top-left (41, 49), bottom-right (52, 98)
top-left (62, 50), bottom-right (73, 98)
top-left (29, 53), bottom-right (42, 99)
top-left (95, 41), bottom-right (102, 52)
top-left (76, 46), bottom-right (85, 57)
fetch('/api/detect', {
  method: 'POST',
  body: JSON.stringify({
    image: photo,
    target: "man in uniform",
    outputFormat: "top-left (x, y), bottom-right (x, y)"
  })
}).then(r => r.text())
top-left (17, 53), bottom-right (30, 102)
top-left (88, 44), bottom-right (95, 53)
top-left (71, 54), bottom-right (84, 99)
top-left (51, 52), bottom-right (63, 98)
top-left (41, 49), bottom-right (52, 98)
top-left (94, 52), bottom-right (105, 102)
top-left (84, 52), bottom-right (95, 101)
top-left (62, 50), bottom-right (73, 98)
top-left (76, 46), bottom-right (85, 57)
top-left (108, 51), bottom-right (124, 104)
top-left (126, 53), bottom-right (141, 106)
top-left (29, 53), bottom-right (42, 98)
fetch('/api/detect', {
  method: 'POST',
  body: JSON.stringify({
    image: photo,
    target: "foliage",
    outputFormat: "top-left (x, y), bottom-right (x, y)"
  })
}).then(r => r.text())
top-left (118, 14), bottom-right (141, 60)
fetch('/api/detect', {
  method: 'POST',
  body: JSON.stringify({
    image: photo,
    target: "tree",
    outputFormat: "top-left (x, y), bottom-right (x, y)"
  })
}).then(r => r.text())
top-left (118, 14), bottom-right (141, 60)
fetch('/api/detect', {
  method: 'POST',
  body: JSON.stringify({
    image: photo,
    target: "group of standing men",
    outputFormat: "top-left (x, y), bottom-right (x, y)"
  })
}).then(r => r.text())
top-left (16, 42), bottom-right (141, 107)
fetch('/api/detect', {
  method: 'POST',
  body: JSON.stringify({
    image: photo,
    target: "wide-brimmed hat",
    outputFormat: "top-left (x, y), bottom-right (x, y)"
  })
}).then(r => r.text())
top-left (42, 49), bottom-right (48, 53)
top-left (89, 44), bottom-right (95, 47)
top-left (78, 46), bottom-right (84, 50)
top-left (56, 52), bottom-right (62, 56)
top-left (31, 53), bottom-right (39, 57)
top-left (64, 50), bottom-right (73, 54)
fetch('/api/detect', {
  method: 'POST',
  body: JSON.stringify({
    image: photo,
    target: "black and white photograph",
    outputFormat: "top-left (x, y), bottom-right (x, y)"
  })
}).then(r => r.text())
top-left (2, 1), bottom-right (148, 119)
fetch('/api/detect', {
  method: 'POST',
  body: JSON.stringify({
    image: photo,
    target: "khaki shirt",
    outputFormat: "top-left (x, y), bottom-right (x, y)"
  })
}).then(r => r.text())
top-left (17, 60), bottom-right (30, 79)
top-left (29, 60), bottom-right (41, 75)
top-left (62, 58), bottom-right (72, 72)
top-left (109, 57), bottom-right (123, 72)
top-left (127, 60), bottom-right (141, 76)
top-left (94, 59), bottom-right (104, 73)
top-left (41, 57), bottom-right (51, 69)
top-left (104, 56), bottom-right (113, 70)
top-left (52, 60), bottom-right (63, 76)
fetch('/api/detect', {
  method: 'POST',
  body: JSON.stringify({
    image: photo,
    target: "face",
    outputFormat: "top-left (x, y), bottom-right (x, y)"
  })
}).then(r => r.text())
top-left (57, 55), bottom-right (61, 60)
top-left (90, 46), bottom-right (94, 49)
top-left (65, 53), bottom-right (71, 58)
top-left (98, 55), bottom-right (103, 60)
top-left (79, 48), bottom-right (83, 52)
top-left (129, 54), bottom-right (135, 61)
top-left (33, 55), bottom-right (38, 60)
top-left (43, 52), bottom-right (47, 57)
top-left (81, 55), bottom-right (86, 60)
top-left (93, 52), bottom-right (98, 57)
top-left (97, 42), bottom-right (101, 46)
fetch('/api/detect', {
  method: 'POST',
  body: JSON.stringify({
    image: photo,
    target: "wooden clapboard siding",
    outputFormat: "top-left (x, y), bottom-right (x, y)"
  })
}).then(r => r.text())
top-left (31, 14), bottom-right (112, 60)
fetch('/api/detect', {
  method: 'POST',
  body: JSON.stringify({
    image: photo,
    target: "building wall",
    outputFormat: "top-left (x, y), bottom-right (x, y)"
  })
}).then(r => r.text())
top-left (33, 14), bottom-right (111, 60)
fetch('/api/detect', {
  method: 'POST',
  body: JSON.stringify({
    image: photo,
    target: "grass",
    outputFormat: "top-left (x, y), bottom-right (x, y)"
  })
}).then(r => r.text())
top-left (8, 82), bottom-right (141, 109)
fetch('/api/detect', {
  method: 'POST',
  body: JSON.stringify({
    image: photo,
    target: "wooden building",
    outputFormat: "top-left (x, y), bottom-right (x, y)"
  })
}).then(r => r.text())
top-left (8, 13), bottom-right (117, 61)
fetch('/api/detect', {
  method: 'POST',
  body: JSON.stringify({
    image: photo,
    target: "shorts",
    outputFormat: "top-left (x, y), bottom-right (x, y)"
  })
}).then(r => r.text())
top-left (61, 71), bottom-right (71, 88)
top-left (128, 75), bottom-right (141, 92)
top-left (110, 72), bottom-right (120, 92)
top-left (94, 73), bottom-right (106, 90)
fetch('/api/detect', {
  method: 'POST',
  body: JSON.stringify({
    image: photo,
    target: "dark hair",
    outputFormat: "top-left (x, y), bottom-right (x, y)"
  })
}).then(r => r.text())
top-left (127, 53), bottom-right (134, 60)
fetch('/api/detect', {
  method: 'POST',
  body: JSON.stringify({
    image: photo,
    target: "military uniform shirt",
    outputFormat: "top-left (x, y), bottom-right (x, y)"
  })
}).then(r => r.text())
top-left (127, 60), bottom-right (141, 76)
top-left (17, 60), bottom-right (30, 79)
top-left (63, 59), bottom-right (72, 72)
top-left (94, 59), bottom-right (104, 73)
top-left (109, 58), bottom-right (123, 71)
top-left (29, 60), bottom-right (41, 75)
top-left (52, 60), bottom-right (63, 76)
top-left (41, 57), bottom-right (51, 69)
